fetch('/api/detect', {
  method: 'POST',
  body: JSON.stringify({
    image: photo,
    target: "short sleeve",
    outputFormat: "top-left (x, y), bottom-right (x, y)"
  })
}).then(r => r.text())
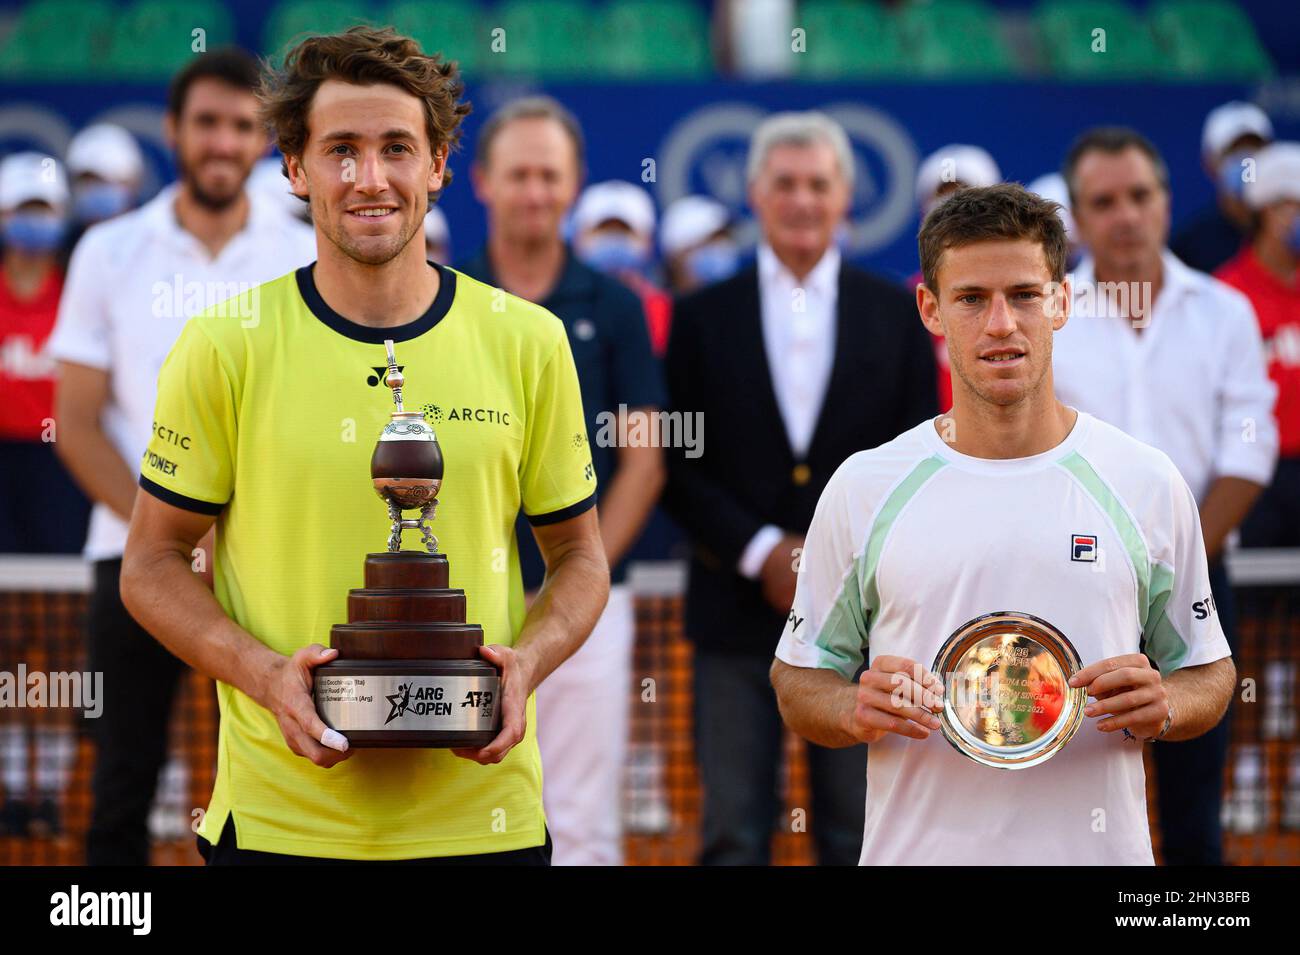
top-left (519, 331), bottom-right (597, 525)
top-left (137, 321), bottom-right (237, 514)
top-left (775, 461), bottom-right (870, 680)
top-left (1142, 469), bottom-right (1232, 673)
top-left (608, 286), bottom-right (665, 410)
top-left (46, 232), bottom-right (112, 370)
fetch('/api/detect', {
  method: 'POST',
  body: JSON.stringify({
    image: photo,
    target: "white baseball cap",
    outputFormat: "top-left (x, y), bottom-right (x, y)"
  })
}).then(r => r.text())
top-left (1201, 101), bottom-right (1274, 162)
top-left (660, 195), bottom-right (730, 257)
top-left (1244, 141), bottom-right (1300, 210)
top-left (572, 180), bottom-right (656, 238)
top-left (1026, 172), bottom-right (1076, 242)
top-left (424, 204), bottom-right (449, 245)
top-left (66, 123), bottom-right (145, 183)
top-left (0, 151), bottom-right (69, 212)
top-left (916, 144), bottom-right (1001, 208)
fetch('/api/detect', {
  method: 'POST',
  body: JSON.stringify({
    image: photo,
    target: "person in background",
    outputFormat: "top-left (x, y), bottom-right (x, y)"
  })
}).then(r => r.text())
top-left (660, 195), bottom-right (739, 297)
top-left (911, 144), bottom-right (1002, 411)
top-left (1216, 142), bottom-right (1300, 547)
top-left (1027, 172), bottom-right (1083, 271)
top-left (1055, 126), bottom-right (1278, 865)
top-left (458, 96), bottom-right (665, 866)
top-left (0, 152), bottom-right (88, 839)
top-left (1172, 101), bottom-right (1274, 274)
top-left (64, 123), bottom-right (145, 252)
top-left (424, 204), bottom-right (449, 263)
top-left (573, 180), bottom-right (672, 357)
top-left (665, 111), bottom-right (938, 865)
top-left (46, 49), bottom-right (315, 865)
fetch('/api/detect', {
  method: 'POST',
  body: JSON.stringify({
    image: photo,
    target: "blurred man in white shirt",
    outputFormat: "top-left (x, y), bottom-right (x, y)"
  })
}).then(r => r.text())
top-left (1054, 126), bottom-right (1277, 865)
top-left (46, 49), bottom-right (314, 865)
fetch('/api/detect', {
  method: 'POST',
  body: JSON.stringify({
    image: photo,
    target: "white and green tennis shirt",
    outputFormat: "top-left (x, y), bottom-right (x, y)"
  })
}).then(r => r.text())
top-left (775, 410), bottom-right (1230, 865)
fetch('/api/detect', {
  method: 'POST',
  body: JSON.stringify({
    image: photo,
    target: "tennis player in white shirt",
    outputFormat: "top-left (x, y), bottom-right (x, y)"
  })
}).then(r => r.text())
top-left (771, 183), bottom-right (1236, 866)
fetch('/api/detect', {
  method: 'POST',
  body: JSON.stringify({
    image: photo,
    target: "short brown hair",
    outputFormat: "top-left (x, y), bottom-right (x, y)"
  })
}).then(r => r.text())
top-left (473, 95), bottom-right (585, 169)
top-left (1062, 126), bottom-right (1168, 207)
top-left (168, 47), bottom-right (261, 119)
top-left (258, 25), bottom-right (471, 197)
top-left (917, 183), bottom-right (1068, 294)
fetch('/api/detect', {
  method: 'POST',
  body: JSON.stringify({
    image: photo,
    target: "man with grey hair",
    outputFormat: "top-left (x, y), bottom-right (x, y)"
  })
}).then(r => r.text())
top-left (665, 110), bottom-right (938, 865)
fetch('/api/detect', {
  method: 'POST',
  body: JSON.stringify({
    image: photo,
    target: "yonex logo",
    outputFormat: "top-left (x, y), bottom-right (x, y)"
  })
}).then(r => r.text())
top-left (1071, 534), bottom-right (1098, 562)
top-left (366, 365), bottom-right (404, 386)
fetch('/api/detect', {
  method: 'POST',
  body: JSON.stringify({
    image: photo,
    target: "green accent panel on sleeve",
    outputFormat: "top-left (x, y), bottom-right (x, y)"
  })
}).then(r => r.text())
top-left (1143, 561), bottom-right (1188, 673)
top-left (814, 455), bottom-right (946, 679)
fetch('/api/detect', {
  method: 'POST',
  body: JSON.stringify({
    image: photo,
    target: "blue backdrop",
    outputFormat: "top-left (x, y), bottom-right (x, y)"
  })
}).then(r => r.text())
top-left (3, 79), bottom-right (1298, 280)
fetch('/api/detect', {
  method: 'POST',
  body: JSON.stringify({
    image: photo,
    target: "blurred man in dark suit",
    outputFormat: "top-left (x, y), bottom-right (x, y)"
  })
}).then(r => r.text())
top-left (665, 111), bottom-right (938, 865)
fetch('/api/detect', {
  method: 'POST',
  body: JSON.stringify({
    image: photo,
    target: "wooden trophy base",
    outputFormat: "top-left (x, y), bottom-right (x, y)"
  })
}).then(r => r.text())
top-left (313, 552), bottom-right (501, 748)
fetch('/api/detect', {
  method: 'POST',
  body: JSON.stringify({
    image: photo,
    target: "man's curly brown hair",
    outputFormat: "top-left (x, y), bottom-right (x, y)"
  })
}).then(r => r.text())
top-left (258, 25), bottom-right (472, 200)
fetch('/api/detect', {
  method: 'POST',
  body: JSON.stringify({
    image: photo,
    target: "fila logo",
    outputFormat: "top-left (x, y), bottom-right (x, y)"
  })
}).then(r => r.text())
top-left (1071, 534), bottom-right (1098, 562)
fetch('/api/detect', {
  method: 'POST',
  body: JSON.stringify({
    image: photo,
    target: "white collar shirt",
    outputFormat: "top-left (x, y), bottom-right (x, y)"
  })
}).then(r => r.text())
top-left (1051, 249), bottom-right (1278, 505)
top-left (46, 183), bottom-right (317, 560)
top-left (757, 241), bottom-right (841, 460)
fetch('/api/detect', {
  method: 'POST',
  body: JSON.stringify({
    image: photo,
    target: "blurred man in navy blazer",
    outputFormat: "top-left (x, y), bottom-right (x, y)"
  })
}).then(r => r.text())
top-left (665, 112), bottom-right (938, 865)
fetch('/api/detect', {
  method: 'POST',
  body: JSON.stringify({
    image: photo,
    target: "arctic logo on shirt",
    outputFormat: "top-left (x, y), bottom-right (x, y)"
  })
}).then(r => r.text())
top-left (1070, 534), bottom-right (1098, 562)
top-left (418, 402), bottom-right (512, 427)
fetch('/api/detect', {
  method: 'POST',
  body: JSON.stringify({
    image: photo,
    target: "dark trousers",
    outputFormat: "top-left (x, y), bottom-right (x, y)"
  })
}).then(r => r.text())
top-left (199, 816), bottom-right (553, 866)
top-left (85, 558), bottom-right (186, 866)
top-left (1150, 560), bottom-right (1237, 866)
top-left (1240, 456), bottom-right (1300, 547)
top-left (0, 440), bottom-right (91, 554)
top-left (693, 650), bottom-right (866, 865)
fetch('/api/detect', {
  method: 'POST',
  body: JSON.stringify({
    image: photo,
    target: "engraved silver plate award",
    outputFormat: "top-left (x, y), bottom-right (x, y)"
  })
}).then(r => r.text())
top-left (931, 611), bottom-right (1087, 769)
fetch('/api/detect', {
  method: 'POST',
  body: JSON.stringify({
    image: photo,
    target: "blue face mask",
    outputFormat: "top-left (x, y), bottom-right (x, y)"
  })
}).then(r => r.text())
top-left (73, 182), bottom-right (133, 223)
top-left (578, 234), bottom-right (648, 276)
top-left (1218, 149), bottom-right (1253, 199)
top-left (685, 240), bottom-right (740, 285)
top-left (2, 212), bottom-right (66, 252)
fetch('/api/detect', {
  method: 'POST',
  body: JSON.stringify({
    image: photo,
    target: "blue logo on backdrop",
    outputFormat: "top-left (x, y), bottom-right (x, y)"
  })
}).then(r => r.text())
top-left (656, 101), bottom-right (918, 257)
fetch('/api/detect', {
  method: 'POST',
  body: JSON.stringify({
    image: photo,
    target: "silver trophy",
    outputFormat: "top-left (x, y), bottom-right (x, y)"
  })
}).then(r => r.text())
top-left (931, 611), bottom-right (1087, 769)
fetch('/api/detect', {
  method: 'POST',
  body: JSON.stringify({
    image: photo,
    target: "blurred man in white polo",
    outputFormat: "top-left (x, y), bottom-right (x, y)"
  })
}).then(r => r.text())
top-left (1054, 126), bottom-right (1278, 865)
top-left (46, 49), bottom-right (314, 865)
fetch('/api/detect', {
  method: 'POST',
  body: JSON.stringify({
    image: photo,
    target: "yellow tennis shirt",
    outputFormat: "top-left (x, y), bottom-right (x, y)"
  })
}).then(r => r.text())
top-left (138, 263), bottom-right (596, 859)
